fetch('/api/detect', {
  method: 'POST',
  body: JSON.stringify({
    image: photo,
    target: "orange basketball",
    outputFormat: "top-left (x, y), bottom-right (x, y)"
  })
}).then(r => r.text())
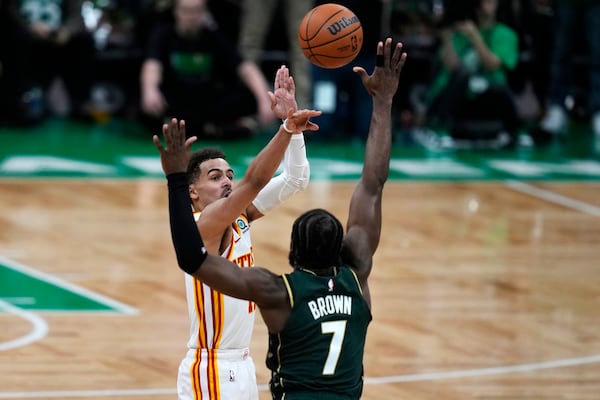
top-left (297, 3), bottom-right (363, 69)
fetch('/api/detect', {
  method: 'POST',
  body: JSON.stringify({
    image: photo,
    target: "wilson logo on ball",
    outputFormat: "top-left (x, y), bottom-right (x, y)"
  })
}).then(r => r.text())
top-left (326, 15), bottom-right (360, 35)
top-left (297, 3), bottom-right (363, 69)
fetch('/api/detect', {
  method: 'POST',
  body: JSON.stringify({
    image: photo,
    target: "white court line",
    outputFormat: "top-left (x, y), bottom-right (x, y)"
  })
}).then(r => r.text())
top-left (0, 389), bottom-right (176, 399)
top-left (0, 299), bottom-right (48, 351)
top-left (364, 354), bottom-right (600, 383)
top-left (0, 256), bottom-right (138, 315)
top-left (1, 354), bottom-right (599, 398)
top-left (505, 180), bottom-right (600, 216)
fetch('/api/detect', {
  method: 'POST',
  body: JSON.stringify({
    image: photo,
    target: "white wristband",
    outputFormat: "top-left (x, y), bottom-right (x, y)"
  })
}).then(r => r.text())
top-left (282, 119), bottom-right (295, 133)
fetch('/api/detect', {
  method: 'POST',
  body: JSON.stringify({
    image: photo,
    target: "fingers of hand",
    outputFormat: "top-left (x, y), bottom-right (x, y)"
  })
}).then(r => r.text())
top-left (397, 51), bottom-right (407, 72)
top-left (375, 41), bottom-right (384, 67)
top-left (177, 120), bottom-right (186, 145)
top-left (392, 42), bottom-right (406, 72)
top-left (277, 65), bottom-right (289, 90)
top-left (164, 118), bottom-right (185, 147)
top-left (152, 135), bottom-right (164, 152)
top-left (162, 123), bottom-right (172, 146)
top-left (383, 38), bottom-right (392, 67)
top-left (185, 136), bottom-right (197, 148)
top-left (283, 66), bottom-right (289, 84)
top-left (275, 66), bottom-right (283, 89)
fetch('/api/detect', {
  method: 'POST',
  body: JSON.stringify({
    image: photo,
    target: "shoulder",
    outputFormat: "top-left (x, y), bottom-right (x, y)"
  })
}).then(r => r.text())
top-left (235, 212), bottom-right (250, 225)
top-left (340, 265), bottom-right (361, 287)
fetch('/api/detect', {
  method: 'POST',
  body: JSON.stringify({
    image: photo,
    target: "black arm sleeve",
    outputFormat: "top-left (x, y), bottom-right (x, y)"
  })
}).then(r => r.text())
top-left (167, 173), bottom-right (207, 274)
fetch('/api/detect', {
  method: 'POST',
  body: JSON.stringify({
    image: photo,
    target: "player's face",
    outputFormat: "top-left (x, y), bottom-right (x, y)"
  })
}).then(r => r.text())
top-left (189, 158), bottom-right (234, 210)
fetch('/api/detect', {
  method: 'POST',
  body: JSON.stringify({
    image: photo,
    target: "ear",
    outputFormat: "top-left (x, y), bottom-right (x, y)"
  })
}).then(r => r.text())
top-left (288, 240), bottom-right (297, 268)
top-left (189, 185), bottom-right (199, 200)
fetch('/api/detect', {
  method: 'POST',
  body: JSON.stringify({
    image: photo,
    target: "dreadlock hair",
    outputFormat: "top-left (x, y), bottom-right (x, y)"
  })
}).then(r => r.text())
top-left (288, 208), bottom-right (344, 272)
top-left (186, 147), bottom-right (227, 183)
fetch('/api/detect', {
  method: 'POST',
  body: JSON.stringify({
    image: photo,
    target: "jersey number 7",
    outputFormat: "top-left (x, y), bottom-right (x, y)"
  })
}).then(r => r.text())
top-left (321, 320), bottom-right (347, 375)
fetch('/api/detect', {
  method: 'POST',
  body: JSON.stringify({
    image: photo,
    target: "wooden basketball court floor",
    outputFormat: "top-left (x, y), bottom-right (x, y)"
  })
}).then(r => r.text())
top-left (1, 177), bottom-right (599, 400)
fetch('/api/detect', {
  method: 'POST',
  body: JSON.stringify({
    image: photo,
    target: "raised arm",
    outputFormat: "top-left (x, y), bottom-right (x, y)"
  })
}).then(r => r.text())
top-left (198, 107), bottom-right (319, 237)
top-left (247, 66), bottom-right (310, 220)
top-left (341, 39), bottom-right (407, 292)
top-left (202, 65), bottom-right (318, 230)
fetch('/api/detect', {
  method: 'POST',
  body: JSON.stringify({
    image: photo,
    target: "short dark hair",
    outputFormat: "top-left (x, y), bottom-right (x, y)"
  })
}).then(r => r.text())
top-left (288, 208), bottom-right (344, 271)
top-left (187, 147), bottom-right (227, 183)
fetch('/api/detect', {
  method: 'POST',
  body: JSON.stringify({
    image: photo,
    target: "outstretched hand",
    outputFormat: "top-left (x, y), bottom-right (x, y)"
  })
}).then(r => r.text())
top-left (152, 118), bottom-right (197, 175)
top-left (283, 108), bottom-right (322, 133)
top-left (268, 65), bottom-right (298, 120)
top-left (353, 38), bottom-right (407, 100)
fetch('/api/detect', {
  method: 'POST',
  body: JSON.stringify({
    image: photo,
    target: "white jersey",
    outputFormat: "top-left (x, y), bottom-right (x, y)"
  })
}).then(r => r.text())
top-left (178, 213), bottom-right (258, 400)
top-left (185, 213), bottom-right (256, 350)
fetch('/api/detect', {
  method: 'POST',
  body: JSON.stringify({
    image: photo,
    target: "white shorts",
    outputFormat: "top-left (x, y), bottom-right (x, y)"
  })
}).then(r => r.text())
top-left (177, 347), bottom-right (258, 400)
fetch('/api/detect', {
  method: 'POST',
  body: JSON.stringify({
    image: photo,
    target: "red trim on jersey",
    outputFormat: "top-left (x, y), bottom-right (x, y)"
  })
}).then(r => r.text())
top-left (191, 348), bottom-right (202, 400)
top-left (207, 349), bottom-right (220, 399)
top-left (211, 289), bottom-right (224, 348)
top-left (195, 278), bottom-right (208, 348)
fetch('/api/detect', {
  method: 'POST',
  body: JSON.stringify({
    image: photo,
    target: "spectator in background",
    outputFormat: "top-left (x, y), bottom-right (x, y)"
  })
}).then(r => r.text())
top-left (388, 1), bottom-right (440, 142)
top-left (237, 0), bottom-right (314, 109)
top-left (309, 0), bottom-right (387, 142)
top-left (501, 0), bottom-right (554, 122)
top-left (140, 0), bottom-right (275, 139)
top-left (420, 0), bottom-right (521, 148)
top-left (1, 0), bottom-right (97, 124)
top-left (537, 0), bottom-right (600, 140)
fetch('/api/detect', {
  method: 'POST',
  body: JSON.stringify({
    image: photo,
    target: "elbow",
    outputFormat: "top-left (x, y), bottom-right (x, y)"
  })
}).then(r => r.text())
top-left (286, 166), bottom-right (310, 191)
top-left (299, 177), bottom-right (309, 191)
top-left (301, 164), bottom-right (310, 190)
top-left (296, 168), bottom-right (310, 191)
top-left (296, 161), bottom-right (311, 191)
top-left (176, 256), bottom-right (203, 276)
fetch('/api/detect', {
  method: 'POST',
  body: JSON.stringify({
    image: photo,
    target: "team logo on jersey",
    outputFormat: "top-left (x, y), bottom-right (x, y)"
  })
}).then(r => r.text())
top-left (236, 218), bottom-right (249, 233)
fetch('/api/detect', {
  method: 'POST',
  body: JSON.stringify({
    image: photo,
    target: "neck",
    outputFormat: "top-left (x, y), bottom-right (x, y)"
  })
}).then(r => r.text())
top-left (298, 266), bottom-right (338, 276)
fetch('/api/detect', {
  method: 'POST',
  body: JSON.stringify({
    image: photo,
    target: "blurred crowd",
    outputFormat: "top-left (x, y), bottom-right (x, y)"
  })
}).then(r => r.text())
top-left (0, 0), bottom-right (598, 148)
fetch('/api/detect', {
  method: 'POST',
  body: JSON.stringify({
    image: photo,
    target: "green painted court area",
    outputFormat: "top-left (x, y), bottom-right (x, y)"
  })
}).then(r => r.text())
top-left (0, 257), bottom-right (135, 314)
top-left (0, 116), bottom-right (599, 180)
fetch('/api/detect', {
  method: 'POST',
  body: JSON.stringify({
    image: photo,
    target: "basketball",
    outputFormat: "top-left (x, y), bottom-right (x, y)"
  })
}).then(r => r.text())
top-left (297, 3), bottom-right (363, 69)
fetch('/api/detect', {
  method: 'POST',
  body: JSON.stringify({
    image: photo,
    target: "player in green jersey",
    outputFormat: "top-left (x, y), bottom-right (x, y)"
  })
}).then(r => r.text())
top-left (160, 38), bottom-right (407, 399)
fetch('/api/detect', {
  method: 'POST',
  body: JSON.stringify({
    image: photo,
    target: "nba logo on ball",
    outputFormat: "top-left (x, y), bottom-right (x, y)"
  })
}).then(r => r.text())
top-left (297, 3), bottom-right (363, 69)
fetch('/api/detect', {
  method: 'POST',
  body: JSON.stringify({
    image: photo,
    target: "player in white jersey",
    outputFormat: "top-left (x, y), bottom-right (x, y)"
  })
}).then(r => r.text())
top-left (177, 213), bottom-right (256, 400)
top-left (153, 65), bottom-right (322, 400)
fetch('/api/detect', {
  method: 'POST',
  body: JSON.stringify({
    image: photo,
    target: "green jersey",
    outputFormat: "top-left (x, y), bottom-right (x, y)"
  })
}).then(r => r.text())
top-left (427, 22), bottom-right (519, 105)
top-left (267, 266), bottom-right (372, 400)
